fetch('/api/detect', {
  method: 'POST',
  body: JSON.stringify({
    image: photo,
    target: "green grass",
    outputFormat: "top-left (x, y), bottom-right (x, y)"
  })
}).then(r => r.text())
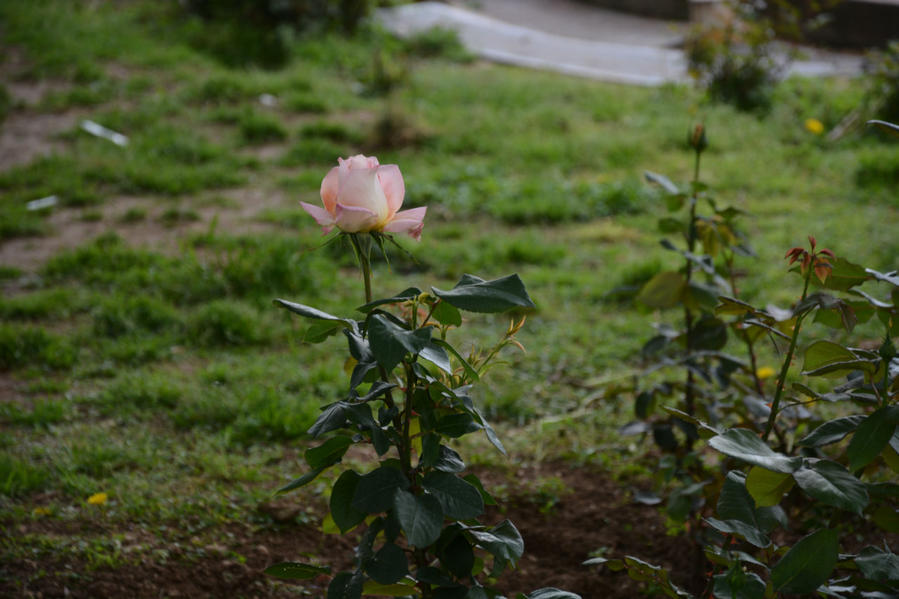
top-left (0, 0), bottom-right (897, 591)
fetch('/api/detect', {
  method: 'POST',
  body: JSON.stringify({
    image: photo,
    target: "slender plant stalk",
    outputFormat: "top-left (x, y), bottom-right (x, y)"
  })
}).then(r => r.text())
top-left (683, 149), bottom-right (701, 428)
top-left (763, 268), bottom-right (813, 441)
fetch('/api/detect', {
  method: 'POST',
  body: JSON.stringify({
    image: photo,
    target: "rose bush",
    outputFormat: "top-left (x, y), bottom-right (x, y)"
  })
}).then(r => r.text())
top-left (300, 154), bottom-right (426, 240)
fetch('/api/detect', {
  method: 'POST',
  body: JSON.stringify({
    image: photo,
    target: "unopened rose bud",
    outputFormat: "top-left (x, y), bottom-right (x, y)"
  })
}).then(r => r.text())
top-left (688, 124), bottom-right (707, 153)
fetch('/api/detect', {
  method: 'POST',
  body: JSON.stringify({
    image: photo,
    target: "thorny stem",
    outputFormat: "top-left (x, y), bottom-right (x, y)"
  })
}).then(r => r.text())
top-left (763, 267), bottom-right (813, 441)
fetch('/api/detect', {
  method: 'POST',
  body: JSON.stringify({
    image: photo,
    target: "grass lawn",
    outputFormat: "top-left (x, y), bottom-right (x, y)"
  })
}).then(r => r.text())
top-left (1, 1), bottom-right (897, 596)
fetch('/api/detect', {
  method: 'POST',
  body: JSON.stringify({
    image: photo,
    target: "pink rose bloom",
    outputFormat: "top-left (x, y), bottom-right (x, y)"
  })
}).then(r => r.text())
top-left (300, 155), bottom-right (426, 241)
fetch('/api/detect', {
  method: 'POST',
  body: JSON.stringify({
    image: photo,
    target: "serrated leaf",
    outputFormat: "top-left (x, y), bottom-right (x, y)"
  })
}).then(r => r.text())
top-left (305, 435), bottom-right (353, 470)
top-left (422, 472), bottom-right (484, 520)
top-left (771, 529), bottom-right (838, 594)
top-left (364, 543), bottom-right (408, 584)
top-left (855, 546), bottom-right (899, 582)
top-left (709, 428), bottom-right (801, 474)
top-left (352, 466), bottom-right (410, 513)
top-left (706, 517), bottom-right (770, 548)
top-left (420, 341), bottom-right (452, 373)
top-left (357, 288), bottom-right (421, 313)
top-left (819, 257), bottom-right (869, 291)
top-left (328, 571), bottom-right (363, 599)
top-left (432, 274), bottom-right (536, 313)
top-left (331, 470), bottom-right (367, 533)
top-left (802, 340), bottom-right (860, 377)
top-left (469, 519), bottom-right (524, 563)
top-left (432, 301), bottom-right (462, 326)
top-left (713, 566), bottom-right (765, 599)
top-left (367, 314), bottom-right (432, 371)
top-left (441, 533), bottom-right (475, 578)
top-left (308, 401), bottom-right (351, 438)
top-left (798, 416), bottom-right (864, 447)
top-left (746, 466), bottom-right (795, 507)
top-left (265, 561), bottom-right (330, 580)
top-left (393, 490), bottom-right (443, 548)
top-left (274, 299), bottom-right (355, 327)
top-left (304, 320), bottom-right (343, 343)
top-left (636, 271), bottom-right (685, 309)
top-left (792, 459), bottom-right (868, 515)
top-left (434, 445), bottom-right (466, 473)
top-left (847, 406), bottom-right (899, 471)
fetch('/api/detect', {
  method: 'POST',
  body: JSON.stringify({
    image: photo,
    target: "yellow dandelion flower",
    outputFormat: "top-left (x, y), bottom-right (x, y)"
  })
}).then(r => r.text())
top-left (87, 492), bottom-right (108, 505)
top-left (756, 366), bottom-right (776, 379)
top-left (805, 118), bottom-right (824, 135)
top-left (33, 506), bottom-right (51, 516)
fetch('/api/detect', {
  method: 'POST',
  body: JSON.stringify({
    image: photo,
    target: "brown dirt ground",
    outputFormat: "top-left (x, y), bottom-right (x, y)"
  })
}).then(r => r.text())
top-left (0, 463), bottom-right (703, 599)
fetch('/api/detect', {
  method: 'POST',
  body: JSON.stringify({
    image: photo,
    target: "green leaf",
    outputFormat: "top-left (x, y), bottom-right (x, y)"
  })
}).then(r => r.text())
top-left (717, 471), bottom-right (755, 523)
top-left (847, 406), bottom-right (899, 471)
top-left (855, 546), bottom-right (899, 582)
top-left (367, 314), bottom-right (432, 372)
top-left (798, 416), bottom-right (864, 447)
top-left (274, 299), bottom-right (355, 327)
top-left (357, 288), bottom-right (421, 313)
top-left (431, 339), bottom-right (479, 382)
top-left (709, 428), bottom-right (801, 474)
top-left (792, 459), bottom-right (868, 515)
top-left (871, 505), bottom-right (899, 533)
top-left (469, 519), bottom-right (524, 563)
top-left (526, 590), bottom-right (582, 599)
top-left (352, 466), bottom-right (410, 513)
top-left (305, 435), bottom-right (353, 470)
top-left (422, 472), bottom-right (484, 520)
top-left (705, 517), bottom-right (769, 548)
top-left (463, 473), bottom-right (497, 506)
top-left (636, 271), bottom-right (685, 309)
top-left (328, 571), bottom-right (363, 599)
top-left (434, 445), bottom-right (466, 473)
top-left (393, 490), bottom-right (443, 548)
top-left (277, 466), bottom-right (325, 494)
top-left (713, 566), bottom-right (765, 599)
top-left (441, 533), bottom-right (475, 578)
top-left (802, 340), bottom-right (862, 378)
top-left (331, 470), bottom-right (367, 533)
top-left (308, 401), bottom-right (351, 438)
top-left (362, 580), bottom-right (417, 596)
top-left (820, 257), bottom-right (870, 291)
top-left (435, 413), bottom-right (481, 438)
top-left (364, 543), bottom-right (408, 584)
top-left (645, 170), bottom-right (679, 194)
top-left (420, 341), bottom-right (452, 373)
top-left (432, 274), bottom-right (536, 313)
top-left (770, 529), bottom-right (838, 594)
top-left (746, 466), bottom-right (795, 507)
top-left (432, 301), bottom-right (462, 326)
top-left (304, 320), bottom-right (343, 343)
top-left (265, 561), bottom-right (330, 579)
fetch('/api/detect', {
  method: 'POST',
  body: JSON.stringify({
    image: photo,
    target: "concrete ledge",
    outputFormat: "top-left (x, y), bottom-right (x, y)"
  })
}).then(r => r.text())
top-left (578, 0), bottom-right (690, 21)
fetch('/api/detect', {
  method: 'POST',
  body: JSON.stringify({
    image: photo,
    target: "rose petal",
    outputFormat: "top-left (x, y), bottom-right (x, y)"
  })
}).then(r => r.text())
top-left (383, 207), bottom-right (426, 241)
top-left (338, 168), bottom-right (389, 223)
top-left (335, 202), bottom-right (380, 233)
top-left (320, 167), bottom-right (339, 214)
top-left (377, 164), bottom-right (405, 217)
top-left (343, 154), bottom-right (378, 170)
top-left (300, 201), bottom-right (335, 234)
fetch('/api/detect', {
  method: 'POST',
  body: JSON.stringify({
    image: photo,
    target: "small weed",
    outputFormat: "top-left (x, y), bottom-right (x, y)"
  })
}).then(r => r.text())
top-left (283, 92), bottom-right (328, 114)
top-left (158, 208), bottom-right (201, 227)
top-left (0, 399), bottom-right (69, 429)
top-left (0, 288), bottom-right (83, 320)
top-left (401, 27), bottom-right (472, 62)
top-left (0, 454), bottom-right (51, 496)
top-left (237, 110), bottom-right (287, 145)
top-left (91, 295), bottom-right (183, 338)
top-left (0, 325), bottom-right (76, 371)
top-left (80, 209), bottom-right (103, 222)
top-left (299, 120), bottom-right (363, 144)
top-left (98, 374), bottom-right (182, 412)
top-left (119, 207), bottom-right (147, 223)
top-left (187, 300), bottom-right (263, 347)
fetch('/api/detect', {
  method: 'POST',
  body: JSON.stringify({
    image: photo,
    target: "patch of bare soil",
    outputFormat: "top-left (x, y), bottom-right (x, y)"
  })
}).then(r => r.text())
top-left (1, 463), bottom-right (703, 599)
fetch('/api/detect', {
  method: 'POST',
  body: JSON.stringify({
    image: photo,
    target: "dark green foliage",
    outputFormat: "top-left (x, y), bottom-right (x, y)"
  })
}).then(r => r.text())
top-left (0, 324), bottom-right (76, 371)
top-left (238, 110), bottom-right (288, 144)
top-left (187, 300), bottom-right (263, 347)
top-left (0, 454), bottom-right (51, 496)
